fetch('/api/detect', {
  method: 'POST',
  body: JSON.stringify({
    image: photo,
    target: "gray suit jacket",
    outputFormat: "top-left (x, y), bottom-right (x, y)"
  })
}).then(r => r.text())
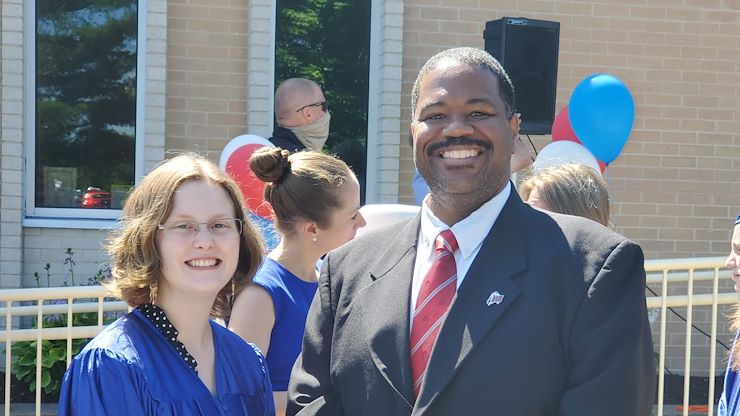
top-left (288, 191), bottom-right (656, 415)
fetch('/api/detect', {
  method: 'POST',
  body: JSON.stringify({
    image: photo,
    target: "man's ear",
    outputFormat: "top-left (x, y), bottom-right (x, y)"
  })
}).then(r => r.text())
top-left (511, 112), bottom-right (521, 141)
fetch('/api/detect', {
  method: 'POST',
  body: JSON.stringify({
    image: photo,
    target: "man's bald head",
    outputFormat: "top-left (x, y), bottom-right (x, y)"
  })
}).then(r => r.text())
top-left (275, 78), bottom-right (324, 127)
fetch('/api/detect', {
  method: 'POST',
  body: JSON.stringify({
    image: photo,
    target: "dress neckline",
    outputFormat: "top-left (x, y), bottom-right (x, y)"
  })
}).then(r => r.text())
top-left (136, 303), bottom-right (199, 374)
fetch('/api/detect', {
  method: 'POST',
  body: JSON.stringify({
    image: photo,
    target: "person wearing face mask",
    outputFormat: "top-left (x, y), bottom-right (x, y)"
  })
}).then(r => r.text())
top-left (269, 78), bottom-right (331, 152)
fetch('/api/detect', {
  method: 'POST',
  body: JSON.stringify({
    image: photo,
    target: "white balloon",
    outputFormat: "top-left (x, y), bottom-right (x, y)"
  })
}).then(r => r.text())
top-left (532, 141), bottom-right (601, 174)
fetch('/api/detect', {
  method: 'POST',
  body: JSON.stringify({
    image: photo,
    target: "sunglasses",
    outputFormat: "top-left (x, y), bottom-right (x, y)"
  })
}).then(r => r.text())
top-left (296, 101), bottom-right (328, 113)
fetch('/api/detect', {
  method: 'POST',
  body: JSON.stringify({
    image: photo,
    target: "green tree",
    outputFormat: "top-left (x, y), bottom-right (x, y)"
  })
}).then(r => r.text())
top-left (275, 0), bottom-right (371, 155)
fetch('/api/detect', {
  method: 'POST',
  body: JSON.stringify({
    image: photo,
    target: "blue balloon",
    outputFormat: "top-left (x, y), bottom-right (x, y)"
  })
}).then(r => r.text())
top-left (569, 74), bottom-right (634, 163)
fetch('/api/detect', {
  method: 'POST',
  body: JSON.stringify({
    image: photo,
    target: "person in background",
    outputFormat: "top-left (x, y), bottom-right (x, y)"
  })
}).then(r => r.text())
top-left (230, 147), bottom-right (366, 416)
top-left (718, 213), bottom-right (740, 416)
top-left (58, 154), bottom-right (274, 415)
top-left (288, 46), bottom-right (654, 416)
top-left (518, 163), bottom-right (611, 227)
top-left (270, 78), bottom-right (330, 152)
top-left (412, 114), bottom-right (534, 205)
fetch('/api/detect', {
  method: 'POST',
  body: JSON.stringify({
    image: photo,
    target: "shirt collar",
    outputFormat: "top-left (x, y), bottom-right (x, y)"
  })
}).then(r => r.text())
top-left (419, 182), bottom-right (511, 260)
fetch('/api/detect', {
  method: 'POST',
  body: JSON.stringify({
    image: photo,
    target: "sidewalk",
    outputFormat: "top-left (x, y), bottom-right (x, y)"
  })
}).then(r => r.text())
top-left (4, 403), bottom-right (57, 415)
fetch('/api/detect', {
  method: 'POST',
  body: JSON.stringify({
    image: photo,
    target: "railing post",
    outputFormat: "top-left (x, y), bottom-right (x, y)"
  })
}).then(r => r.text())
top-left (97, 296), bottom-right (104, 328)
top-left (67, 297), bottom-right (73, 366)
top-left (657, 269), bottom-right (668, 416)
top-left (35, 300), bottom-right (42, 416)
top-left (708, 267), bottom-right (720, 416)
top-left (682, 269), bottom-right (695, 416)
top-left (5, 301), bottom-right (12, 416)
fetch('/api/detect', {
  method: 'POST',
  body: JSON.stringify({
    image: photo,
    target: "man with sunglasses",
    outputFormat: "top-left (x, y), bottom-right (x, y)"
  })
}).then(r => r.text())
top-left (269, 78), bottom-right (331, 152)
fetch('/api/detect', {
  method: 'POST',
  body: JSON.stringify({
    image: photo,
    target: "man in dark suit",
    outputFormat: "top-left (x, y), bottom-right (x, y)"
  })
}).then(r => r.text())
top-left (287, 47), bottom-right (655, 415)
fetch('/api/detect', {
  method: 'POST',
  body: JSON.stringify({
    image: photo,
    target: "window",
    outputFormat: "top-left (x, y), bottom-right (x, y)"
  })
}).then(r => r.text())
top-left (274, 0), bottom-right (371, 202)
top-left (26, 0), bottom-right (141, 220)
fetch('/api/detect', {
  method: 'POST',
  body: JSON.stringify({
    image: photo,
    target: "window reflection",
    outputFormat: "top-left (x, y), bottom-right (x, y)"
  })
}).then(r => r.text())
top-left (35, 0), bottom-right (137, 209)
top-left (275, 0), bottom-right (370, 203)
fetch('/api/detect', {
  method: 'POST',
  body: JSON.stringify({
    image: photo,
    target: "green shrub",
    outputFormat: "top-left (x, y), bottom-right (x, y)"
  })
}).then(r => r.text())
top-left (10, 249), bottom-right (118, 397)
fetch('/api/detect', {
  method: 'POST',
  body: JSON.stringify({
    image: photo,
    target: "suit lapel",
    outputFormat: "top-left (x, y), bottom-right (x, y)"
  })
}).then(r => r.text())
top-left (355, 216), bottom-right (420, 409)
top-left (415, 193), bottom-right (528, 411)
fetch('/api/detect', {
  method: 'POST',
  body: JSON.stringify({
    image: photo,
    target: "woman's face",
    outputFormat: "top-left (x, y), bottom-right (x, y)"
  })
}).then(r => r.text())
top-left (316, 179), bottom-right (366, 252)
top-left (156, 180), bottom-right (241, 299)
top-left (726, 224), bottom-right (740, 294)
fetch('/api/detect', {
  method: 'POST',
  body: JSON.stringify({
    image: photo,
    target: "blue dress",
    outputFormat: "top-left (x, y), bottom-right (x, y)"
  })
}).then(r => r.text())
top-left (252, 258), bottom-right (318, 391)
top-left (58, 308), bottom-right (275, 415)
top-left (720, 332), bottom-right (740, 415)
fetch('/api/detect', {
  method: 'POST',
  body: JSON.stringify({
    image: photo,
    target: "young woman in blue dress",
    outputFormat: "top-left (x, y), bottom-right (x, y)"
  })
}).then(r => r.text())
top-left (58, 154), bottom-right (274, 415)
top-left (720, 214), bottom-right (740, 415)
top-left (230, 147), bottom-right (366, 415)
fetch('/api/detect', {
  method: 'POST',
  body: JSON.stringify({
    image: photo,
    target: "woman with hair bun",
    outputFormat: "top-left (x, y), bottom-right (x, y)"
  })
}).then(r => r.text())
top-left (230, 147), bottom-right (366, 415)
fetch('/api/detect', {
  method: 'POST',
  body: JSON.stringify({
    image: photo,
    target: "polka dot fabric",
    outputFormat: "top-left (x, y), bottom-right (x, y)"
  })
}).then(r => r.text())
top-left (137, 303), bottom-right (198, 374)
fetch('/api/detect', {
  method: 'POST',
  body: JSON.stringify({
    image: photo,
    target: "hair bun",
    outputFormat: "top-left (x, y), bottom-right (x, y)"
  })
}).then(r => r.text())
top-left (249, 147), bottom-right (292, 183)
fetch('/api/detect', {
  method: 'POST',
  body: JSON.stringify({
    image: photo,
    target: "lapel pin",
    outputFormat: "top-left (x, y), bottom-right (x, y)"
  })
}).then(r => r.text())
top-left (485, 290), bottom-right (504, 306)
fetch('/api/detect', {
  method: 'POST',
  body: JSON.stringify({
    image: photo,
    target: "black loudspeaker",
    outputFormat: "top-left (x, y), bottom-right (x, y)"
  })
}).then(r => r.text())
top-left (484, 17), bottom-right (560, 135)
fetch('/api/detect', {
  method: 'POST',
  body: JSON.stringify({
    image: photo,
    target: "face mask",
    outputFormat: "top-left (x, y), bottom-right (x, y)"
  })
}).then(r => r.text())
top-left (290, 111), bottom-right (331, 150)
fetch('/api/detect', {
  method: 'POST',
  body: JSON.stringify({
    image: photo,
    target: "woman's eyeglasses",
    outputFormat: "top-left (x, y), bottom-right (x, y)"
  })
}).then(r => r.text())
top-left (157, 218), bottom-right (243, 239)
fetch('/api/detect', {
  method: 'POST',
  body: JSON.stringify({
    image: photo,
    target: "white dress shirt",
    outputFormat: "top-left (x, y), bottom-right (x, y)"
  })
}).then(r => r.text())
top-left (410, 182), bottom-right (512, 321)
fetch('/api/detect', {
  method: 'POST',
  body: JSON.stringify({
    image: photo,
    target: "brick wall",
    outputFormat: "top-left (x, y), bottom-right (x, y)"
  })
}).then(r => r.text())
top-left (1, 0), bottom-right (24, 288)
top-left (399, 1), bottom-right (740, 262)
top-left (166, 0), bottom-right (250, 162)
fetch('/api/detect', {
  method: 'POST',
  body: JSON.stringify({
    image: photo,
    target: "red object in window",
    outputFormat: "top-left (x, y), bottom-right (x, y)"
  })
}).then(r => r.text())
top-left (80, 187), bottom-right (111, 208)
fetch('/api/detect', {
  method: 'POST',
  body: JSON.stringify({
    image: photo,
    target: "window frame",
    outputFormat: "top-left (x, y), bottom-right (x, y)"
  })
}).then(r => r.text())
top-left (23, 0), bottom-right (147, 227)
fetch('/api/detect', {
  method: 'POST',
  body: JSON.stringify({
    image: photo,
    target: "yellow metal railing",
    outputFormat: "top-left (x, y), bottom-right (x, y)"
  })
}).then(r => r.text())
top-left (645, 256), bottom-right (736, 416)
top-left (0, 256), bottom-right (735, 416)
top-left (0, 286), bottom-right (128, 416)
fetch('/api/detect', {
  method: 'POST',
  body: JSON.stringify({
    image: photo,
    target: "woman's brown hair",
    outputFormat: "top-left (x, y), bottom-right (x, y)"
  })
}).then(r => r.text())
top-left (104, 153), bottom-right (264, 318)
top-left (249, 147), bottom-right (355, 234)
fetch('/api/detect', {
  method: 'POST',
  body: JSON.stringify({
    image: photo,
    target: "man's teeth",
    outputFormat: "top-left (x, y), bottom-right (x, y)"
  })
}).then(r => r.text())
top-left (441, 149), bottom-right (478, 159)
top-left (188, 259), bottom-right (217, 267)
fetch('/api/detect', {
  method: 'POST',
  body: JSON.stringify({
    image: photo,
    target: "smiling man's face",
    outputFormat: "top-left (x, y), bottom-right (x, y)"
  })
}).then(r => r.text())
top-left (411, 60), bottom-right (519, 216)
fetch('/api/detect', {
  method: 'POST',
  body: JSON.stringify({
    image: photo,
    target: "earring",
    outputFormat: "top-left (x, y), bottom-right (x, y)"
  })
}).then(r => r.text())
top-left (149, 281), bottom-right (158, 304)
top-left (312, 237), bottom-right (317, 242)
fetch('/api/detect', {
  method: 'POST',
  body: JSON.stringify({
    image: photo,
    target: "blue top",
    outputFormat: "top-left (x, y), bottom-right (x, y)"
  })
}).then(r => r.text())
top-left (58, 309), bottom-right (274, 416)
top-left (720, 331), bottom-right (740, 416)
top-left (252, 258), bottom-right (319, 391)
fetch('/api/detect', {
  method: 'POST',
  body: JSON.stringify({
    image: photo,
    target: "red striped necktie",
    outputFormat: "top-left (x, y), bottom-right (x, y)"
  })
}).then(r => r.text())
top-left (410, 229), bottom-right (458, 399)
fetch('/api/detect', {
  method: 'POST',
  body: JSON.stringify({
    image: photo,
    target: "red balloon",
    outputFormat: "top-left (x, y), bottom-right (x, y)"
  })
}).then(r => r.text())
top-left (552, 105), bottom-right (578, 142)
top-left (551, 106), bottom-right (607, 173)
top-left (597, 159), bottom-right (607, 173)
top-left (220, 135), bottom-right (275, 218)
